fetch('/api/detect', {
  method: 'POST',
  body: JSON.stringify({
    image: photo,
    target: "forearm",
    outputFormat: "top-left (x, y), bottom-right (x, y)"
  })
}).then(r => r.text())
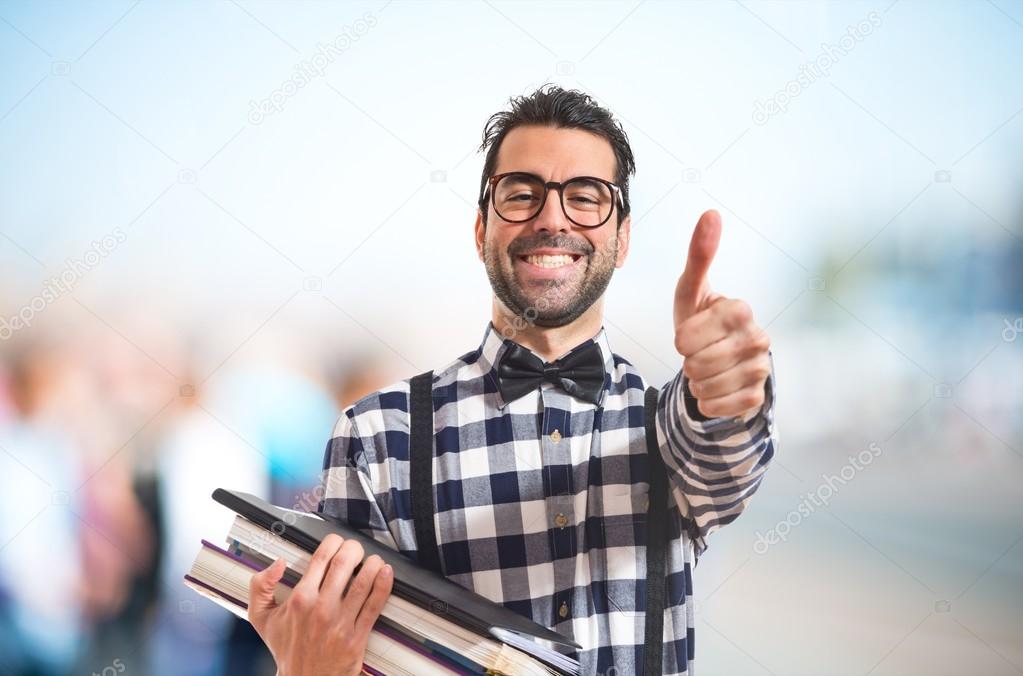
top-left (656, 353), bottom-right (778, 554)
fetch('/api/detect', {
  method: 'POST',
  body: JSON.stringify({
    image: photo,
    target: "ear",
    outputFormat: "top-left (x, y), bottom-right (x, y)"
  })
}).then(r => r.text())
top-left (474, 209), bottom-right (486, 262)
top-left (614, 214), bottom-right (631, 268)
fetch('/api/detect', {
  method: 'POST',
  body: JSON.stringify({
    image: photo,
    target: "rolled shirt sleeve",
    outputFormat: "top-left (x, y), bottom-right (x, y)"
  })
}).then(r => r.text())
top-left (656, 351), bottom-right (778, 558)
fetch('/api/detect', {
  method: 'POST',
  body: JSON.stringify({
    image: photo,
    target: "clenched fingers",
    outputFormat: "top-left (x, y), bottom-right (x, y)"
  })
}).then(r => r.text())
top-left (338, 553), bottom-right (384, 626)
top-left (694, 382), bottom-right (768, 419)
top-left (675, 298), bottom-right (752, 357)
top-left (320, 539), bottom-right (364, 602)
top-left (687, 354), bottom-right (771, 401)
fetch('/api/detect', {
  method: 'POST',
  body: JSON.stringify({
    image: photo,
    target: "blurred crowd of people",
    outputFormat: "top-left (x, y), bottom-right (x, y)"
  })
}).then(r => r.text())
top-left (0, 324), bottom-right (398, 676)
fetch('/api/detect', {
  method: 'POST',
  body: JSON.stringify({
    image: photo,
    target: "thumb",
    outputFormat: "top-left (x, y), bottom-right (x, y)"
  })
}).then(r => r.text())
top-left (248, 557), bottom-right (286, 626)
top-left (675, 209), bottom-right (722, 323)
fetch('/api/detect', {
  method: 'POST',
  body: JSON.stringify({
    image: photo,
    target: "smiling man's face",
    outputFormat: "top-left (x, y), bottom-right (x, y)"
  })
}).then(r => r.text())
top-left (474, 125), bottom-right (631, 328)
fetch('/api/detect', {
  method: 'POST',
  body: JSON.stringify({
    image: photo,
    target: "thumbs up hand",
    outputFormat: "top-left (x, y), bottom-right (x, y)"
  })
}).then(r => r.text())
top-left (674, 210), bottom-right (772, 420)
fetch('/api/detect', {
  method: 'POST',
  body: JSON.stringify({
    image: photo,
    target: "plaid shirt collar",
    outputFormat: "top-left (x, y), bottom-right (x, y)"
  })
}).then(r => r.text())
top-left (476, 321), bottom-right (616, 410)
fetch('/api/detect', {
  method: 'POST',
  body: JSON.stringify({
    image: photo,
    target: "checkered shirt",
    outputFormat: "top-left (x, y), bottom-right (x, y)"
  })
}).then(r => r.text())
top-left (319, 321), bottom-right (777, 675)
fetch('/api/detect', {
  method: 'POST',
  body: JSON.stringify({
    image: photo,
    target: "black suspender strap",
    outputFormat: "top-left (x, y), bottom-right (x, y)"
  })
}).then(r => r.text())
top-left (409, 370), bottom-right (443, 575)
top-left (643, 385), bottom-right (668, 676)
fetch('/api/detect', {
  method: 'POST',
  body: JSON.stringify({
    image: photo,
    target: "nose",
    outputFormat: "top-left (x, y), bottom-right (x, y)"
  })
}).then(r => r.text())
top-left (530, 186), bottom-right (571, 234)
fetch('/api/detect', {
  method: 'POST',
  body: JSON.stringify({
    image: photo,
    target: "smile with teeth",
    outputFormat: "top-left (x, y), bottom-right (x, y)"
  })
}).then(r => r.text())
top-left (521, 254), bottom-right (580, 268)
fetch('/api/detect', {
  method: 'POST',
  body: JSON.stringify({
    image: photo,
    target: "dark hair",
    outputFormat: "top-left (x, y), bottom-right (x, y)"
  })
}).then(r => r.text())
top-left (476, 84), bottom-right (636, 226)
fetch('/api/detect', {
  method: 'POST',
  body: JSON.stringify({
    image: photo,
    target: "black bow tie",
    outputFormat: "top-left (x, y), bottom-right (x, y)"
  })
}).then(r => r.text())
top-left (496, 340), bottom-right (606, 405)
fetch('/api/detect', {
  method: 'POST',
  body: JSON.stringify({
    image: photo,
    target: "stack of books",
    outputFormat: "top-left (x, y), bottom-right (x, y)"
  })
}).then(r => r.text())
top-left (184, 489), bottom-right (581, 676)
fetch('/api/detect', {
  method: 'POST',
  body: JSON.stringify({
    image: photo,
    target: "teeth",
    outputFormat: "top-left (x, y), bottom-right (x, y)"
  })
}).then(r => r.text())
top-left (525, 254), bottom-right (574, 268)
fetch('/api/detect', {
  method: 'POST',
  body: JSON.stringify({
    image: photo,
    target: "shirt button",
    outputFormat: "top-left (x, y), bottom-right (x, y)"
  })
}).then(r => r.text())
top-left (558, 602), bottom-right (569, 618)
top-left (554, 513), bottom-right (568, 528)
top-left (550, 429), bottom-right (562, 442)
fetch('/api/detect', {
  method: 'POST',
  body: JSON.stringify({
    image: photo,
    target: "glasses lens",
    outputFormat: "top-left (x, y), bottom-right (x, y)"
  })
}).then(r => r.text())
top-left (562, 177), bottom-right (613, 227)
top-left (493, 174), bottom-right (545, 222)
top-left (493, 174), bottom-right (614, 226)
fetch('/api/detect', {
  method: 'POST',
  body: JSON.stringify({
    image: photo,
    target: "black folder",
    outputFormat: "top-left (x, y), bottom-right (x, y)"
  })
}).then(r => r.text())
top-left (212, 488), bottom-right (583, 656)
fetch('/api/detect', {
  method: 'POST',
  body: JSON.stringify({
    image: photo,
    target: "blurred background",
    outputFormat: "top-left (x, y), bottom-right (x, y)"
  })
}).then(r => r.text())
top-left (1, 0), bottom-right (1021, 674)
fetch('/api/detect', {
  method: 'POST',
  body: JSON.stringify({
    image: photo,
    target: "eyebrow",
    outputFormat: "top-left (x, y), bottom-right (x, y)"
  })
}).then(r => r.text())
top-left (503, 170), bottom-right (615, 184)
top-left (568, 177), bottom-right (605, 189)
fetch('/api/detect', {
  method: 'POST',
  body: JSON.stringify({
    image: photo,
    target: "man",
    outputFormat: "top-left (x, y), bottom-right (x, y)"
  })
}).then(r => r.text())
top-left (249, 85), bottom-right (777, 675)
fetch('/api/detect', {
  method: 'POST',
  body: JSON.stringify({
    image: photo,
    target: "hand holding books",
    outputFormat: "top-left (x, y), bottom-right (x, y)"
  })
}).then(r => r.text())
top-left (247, 534), bottom-right (394, 676)
top-left (184, 489), bottom-right (580, 675)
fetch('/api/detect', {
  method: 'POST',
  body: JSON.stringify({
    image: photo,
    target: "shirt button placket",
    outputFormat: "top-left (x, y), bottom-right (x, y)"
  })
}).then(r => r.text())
top-left (541, 388), bottom-right (577, 635)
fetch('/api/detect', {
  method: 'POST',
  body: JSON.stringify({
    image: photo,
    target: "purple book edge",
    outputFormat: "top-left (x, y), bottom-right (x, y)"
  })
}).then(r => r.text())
top-left (183, 574), bottom-right (249, 610)
top-left (199, 538), bottom-right (297, 588)
top-left (375, 621), bottom-right (474, 675)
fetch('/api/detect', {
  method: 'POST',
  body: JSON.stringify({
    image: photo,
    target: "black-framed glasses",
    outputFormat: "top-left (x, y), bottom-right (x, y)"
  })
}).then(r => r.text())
top-left (483, 171), bottom-right (623, 228)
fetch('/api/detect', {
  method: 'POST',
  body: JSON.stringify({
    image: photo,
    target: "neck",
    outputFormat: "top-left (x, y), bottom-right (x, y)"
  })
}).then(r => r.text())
top-left (491, 297), bottom-right (605, 362)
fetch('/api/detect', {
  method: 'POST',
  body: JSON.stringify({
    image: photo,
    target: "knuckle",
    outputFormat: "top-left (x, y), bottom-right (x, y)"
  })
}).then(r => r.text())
top-left (683, 359), bottom-right (703, 381)
top-left (346, 576), bottom-right (370, 600)
top-left (339, 633), bottom-right (358, 654)
top-left (674, 331), bottom-right (688, 356)
top-left (688, 379), bottom-right (702, 396)
top-left (748, 329), bottom-right (770, 353)
top-left (312, 602), bottom-right (334, 624)
top-left (727, 300), bottom-right (753, 327)
top-left (740, 388), bottom-right (763, 409)
top-left (290, 588), bottom-right (316, 611)
top-left (748, 359), bottom-right (770, 382)
top-left (676, 319), bottom-right (701, 354)
top-left (350, 561), bottom-right (379, 592)
top-left (333, 631), bottom-right (352, 653)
